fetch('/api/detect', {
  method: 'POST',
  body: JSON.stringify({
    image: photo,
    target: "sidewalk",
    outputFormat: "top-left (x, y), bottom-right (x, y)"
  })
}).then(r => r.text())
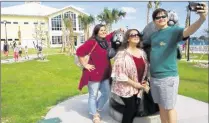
top-left (181, 59), bottom-right (208, 63)
top-left (44, 94), bottom-right (208, 123)
top-left (1, 53), bottom-right (62, 64)
top-left (1, 54), bottom-right (40, 64)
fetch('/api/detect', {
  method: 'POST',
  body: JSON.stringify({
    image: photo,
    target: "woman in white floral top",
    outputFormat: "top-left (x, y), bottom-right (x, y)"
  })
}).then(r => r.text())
top-left (111, 29), bottom-right (149, 123)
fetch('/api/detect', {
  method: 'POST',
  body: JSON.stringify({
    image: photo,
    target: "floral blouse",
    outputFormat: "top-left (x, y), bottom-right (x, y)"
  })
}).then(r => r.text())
top-left (111, 49), bottom-right (148, 98)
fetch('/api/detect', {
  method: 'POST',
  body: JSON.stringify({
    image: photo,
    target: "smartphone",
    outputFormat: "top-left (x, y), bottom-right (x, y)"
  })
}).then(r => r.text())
top-left (189, 2), bottom-right (204, 12)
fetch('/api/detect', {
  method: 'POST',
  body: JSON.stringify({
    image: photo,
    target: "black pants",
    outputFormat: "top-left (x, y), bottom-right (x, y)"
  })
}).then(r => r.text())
top-left (120, 95), bottom-right (138, 123)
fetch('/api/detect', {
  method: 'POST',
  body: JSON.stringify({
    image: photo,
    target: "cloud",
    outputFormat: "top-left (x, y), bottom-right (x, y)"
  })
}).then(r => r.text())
top-left (121, 7), bottom-right (137, 13)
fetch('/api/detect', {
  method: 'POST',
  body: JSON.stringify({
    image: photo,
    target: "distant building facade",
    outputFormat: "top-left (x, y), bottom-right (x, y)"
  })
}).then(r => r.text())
top-left (1, 2), bottom-right (89, 50)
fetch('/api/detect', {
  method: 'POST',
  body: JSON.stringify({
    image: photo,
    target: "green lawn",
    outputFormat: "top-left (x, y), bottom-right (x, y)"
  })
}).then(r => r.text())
top-left (178, 61), bottom-right (208, 102)
top-left (1, 54), bottom-right (208, 123)
top-left (1, 54), bottom-right (88, 123)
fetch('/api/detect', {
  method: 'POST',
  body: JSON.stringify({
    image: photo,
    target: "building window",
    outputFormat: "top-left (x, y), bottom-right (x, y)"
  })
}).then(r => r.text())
top-left (13, 22), bottom-right (18, 24)
top-left (6, 22), bottom-right (11, 24)
top-left (80, 36), bottom-right (84, 43)
top-left (34, 22), bottom-right (38, 25)
top-left (64, 11), bottom-right (76, 31)
top-left (24, 22), bottom-right (29, 24)
top-left (52, 36), bottom-right (62, 44)
top-left (15, 39), bottom-right (19, 41)
top-left (74, 36), bottom-right (77, 46)
top-left (1, 21), bottom-right (4, 24)
top-left (8, 39), bottom-right (13, 41)
top-left (79, 21), bottom-right (84, 31)
top-left (1, 39), bottom-right (6, 41)
top-left (41, 22), bottom-right (45, 25)
top-left (51, 15), bottom-right (62, 31)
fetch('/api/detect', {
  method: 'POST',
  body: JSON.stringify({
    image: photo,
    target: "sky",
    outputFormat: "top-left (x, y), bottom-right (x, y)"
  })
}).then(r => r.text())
top-left (1, 1), bottom-right (208, 37)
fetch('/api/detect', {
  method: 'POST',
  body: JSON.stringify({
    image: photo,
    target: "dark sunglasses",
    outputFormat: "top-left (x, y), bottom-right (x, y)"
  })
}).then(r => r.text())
top-left (129, 33), bottom-right (143, 38)
top-left (155, 15), bottom-right (167, 20)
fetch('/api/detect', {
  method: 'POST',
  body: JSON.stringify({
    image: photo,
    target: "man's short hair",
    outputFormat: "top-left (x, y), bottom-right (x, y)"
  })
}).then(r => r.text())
top-left (152, 8), bottom-right (168, 21)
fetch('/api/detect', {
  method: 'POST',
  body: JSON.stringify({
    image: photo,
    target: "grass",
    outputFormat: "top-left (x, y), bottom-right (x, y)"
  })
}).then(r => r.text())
top-left (178, 61), bottom-right (208, 102)
top-left (1, 54), bottom-right (88, 123)
top-left (1, 54), bottom-right (208, 123)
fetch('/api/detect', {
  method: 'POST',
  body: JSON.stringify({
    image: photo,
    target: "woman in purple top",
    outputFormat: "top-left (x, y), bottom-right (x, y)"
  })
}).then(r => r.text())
top-left (76, 24), bottom-right (122, 123)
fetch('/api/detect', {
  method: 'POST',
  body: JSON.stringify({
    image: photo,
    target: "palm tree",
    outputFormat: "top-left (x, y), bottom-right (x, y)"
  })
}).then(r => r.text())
top-left (204, 29), bottom-right (209, 41)
top-left (78, 14), bottom-right (95, 40)
top-left (147, 1), bottom-right (153, 24)
top-left (199, 35), bottom-right (207, 41)
top-left (154, 1), bottom-right (161, 10)
top-left (61, 16), bottom-right (67, 53)
top-left (18, 26), bottom-right (21, 45)
top-left (97, 8), bottom-right (126, 32)
top-left (185, 4), bottom-right (191, 58)
top-left (63, 17), bottom-right (75, 56)
top-left (205, 29), bottom-right (209, 34)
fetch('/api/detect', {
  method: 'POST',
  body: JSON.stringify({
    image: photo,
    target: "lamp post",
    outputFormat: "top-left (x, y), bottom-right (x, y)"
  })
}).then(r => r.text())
top-left (186, 3), bottom-right (191, 61)
top-left (3, 20), bottom-right (8, 44)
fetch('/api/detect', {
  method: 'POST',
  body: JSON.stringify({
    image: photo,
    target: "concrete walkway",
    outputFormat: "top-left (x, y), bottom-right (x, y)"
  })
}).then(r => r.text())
top-left (1, 54), bottom-right (41, 64)
top-left (44, 94), bottom-right (208, 123)
top-left (1, 53), bottom-right (62, 64)
top-left (181, 59), bottom-right (208, 63)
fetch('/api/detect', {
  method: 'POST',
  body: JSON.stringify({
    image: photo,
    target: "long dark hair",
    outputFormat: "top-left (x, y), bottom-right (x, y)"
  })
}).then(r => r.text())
top-left (119, 29), bottom-right (143, 50)
top-left (89, 24), bottom-right (105, 40)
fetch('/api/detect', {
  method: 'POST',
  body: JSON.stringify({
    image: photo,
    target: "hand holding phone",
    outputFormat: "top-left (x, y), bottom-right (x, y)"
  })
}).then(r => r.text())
top-left (189, 2), bottom-right (208, 20)
top-left (188, 2), bottom-right (204, 12)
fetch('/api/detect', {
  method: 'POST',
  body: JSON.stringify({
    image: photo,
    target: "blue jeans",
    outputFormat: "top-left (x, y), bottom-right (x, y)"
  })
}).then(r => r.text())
top-left (88, 79), bottom-right (110, 115)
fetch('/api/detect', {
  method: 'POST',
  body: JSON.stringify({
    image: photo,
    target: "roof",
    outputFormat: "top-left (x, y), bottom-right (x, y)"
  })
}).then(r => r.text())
top-left (1, 3), bottom-right (89, 17)
top-left (54, 5), bottom-right (90, 16)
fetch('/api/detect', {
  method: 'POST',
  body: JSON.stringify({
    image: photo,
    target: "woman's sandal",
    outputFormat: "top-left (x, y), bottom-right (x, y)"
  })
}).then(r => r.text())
top-left (93, 113), bottom-right (101, 123)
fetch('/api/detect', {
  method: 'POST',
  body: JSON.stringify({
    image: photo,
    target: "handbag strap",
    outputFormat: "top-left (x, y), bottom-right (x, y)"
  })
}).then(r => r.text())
top-left (72, 41), bottom-right (97, 55)
top-left (88, 42), bottom-right (97, 55)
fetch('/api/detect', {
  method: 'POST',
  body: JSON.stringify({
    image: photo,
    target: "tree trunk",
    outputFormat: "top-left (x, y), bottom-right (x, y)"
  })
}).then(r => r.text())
top-left (84, 28), bottom-right (88, 41)
top-left (64, 38), bottom-right (66, 52)
top-left (109, 24), bottom-right (112, 33)
top-left (185, 7), bottom-right (190, 58)
top-left (147, 8), bottom-right (150, 24)
top-left (87, 25), bottom-right (90, 39)
top-left (105, 24), bottom-right (111, 33)
top-left (68, 31), bottom-right (74, 56)
top-left (61, 33), bottom-right (64, 53)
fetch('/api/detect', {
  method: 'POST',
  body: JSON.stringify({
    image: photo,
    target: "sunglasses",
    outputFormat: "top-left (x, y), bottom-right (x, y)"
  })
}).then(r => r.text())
top-left (129, 33), bottom-right (143, 38)
top-left (155, 15), bottom-right (167, 20)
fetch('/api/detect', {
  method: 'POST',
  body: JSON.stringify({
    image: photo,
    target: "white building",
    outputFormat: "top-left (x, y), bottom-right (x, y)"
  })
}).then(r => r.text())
top-left (1, 2), bottom-right (90, 50)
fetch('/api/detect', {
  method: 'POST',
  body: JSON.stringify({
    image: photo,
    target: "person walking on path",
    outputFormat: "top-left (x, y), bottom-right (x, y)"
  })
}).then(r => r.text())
top-left (13, 44), bottom-right (19, 62)
top-left (24, 45), bottom-right (29, 59)
top-left (3, 42), bottom-right (9, 59)
top-left (18, 43), bottom-right (23, 58)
